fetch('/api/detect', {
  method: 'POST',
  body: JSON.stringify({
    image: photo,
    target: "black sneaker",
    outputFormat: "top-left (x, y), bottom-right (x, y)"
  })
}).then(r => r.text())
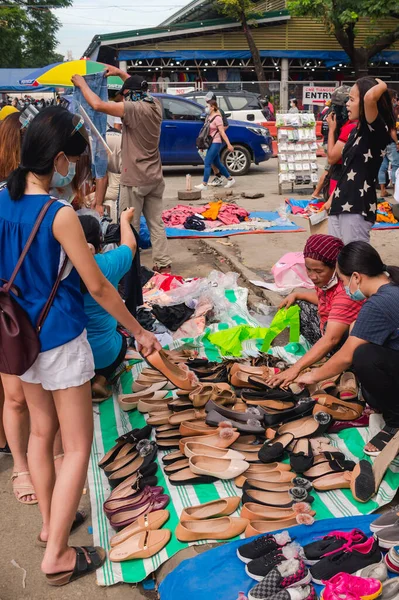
top-left (303, 528), bottom-right (367, 565)
top-left (237, 532), bottom-right (291, 564)
top-left (310, 537), bottom-right (382, 584)
top-left (245, 549), bottom-right (287, 581)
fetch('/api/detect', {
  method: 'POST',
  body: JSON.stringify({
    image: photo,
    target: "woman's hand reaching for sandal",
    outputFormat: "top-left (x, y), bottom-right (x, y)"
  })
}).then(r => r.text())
top-left (135, 328), bottom-right (161, 357)
top-left (267, 365), bottom-right (301, 389)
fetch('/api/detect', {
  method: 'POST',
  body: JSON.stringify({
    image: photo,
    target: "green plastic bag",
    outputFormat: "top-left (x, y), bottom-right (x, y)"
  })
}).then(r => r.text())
top-left (207, 325), bottom-right (268, 357)
top-left (261, 305), bottom-right (300, 353)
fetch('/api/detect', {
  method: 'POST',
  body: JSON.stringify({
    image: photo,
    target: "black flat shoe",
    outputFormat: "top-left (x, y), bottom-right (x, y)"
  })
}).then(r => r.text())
top-left (98, 425), bottom-right (152, 469)
top-left (241, 388), bottom-right (294, 402)
top-left (258, 433), bottom-right (294, 463)
top-left (290, 438), bottom-right (314, 473)
top-left (108, 442), bottom-right (158, 488)
top-left (263, 399), bottom-right (315, 427)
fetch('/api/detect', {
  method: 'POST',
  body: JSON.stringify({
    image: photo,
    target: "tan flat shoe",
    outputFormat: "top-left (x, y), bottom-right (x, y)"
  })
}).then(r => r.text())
top-left (312, 394), bottom-right (364, 421)
top-left (138, 397), bottom-right (170, 413)
top-left (235, 463), bottom-right (292, 487)
top-left (176, 517), bottom-right (248, 542)
top-left (144, 350), bottom-right (197, 391)
top-left (180, 496), bottom-right (241, 520)
top-left (169, 409), bottom-right (206, 425)
top-left (147, 411), bottom-right (173, 426)
top-left (241, 503), bottom-right (302, 521)
top-left (179, 427), bottom-right (240, 454)
top-left (244, 399), bottom-right (295, 410)
top-left (109, 529), bottom-right (171, 562)
top-left (244, 478), bottom-right (294, 492)
top-left (230, 372), bottom-right (258, 388)
top-left (118, 383), bottom-right (169, 410)
top-left (132, 375), bottom-right (173, 393)
top-left (189, 455), bottom-right (249, 480)
top-left (164, 458), bottom-right (189, 474)
top-left (313, 471), bottom-right (352, 491)
top-left (189, 384), bottom-right (216, 408)
top-left (245, 518), bottom-right (300, 537)
top-left (179, 420), bottom-right (215, 437)
top-left (245, 470), bottom-right (295, 484)
top-left (184, 442), bottom-right (244, 461)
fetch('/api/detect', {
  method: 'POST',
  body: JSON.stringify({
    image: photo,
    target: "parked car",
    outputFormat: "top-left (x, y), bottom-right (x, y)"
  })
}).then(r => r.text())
top-left (181, 90), bottom-right (271, 124)
top-left (156, 94), bottom-right (273, 176)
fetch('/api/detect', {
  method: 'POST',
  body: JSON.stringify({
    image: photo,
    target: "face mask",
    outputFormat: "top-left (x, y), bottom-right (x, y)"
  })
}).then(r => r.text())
top-left (51, 154), bottom-right (76, 189)
top-left (205, 106), bottom-right (211, 115)
top-left (321, 272), bottom-right (338, 291)
top-left (345, 274), bottom-right (366, 301)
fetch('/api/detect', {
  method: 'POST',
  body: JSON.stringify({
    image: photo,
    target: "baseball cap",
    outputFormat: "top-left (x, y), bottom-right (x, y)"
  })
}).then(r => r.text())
top-left (0, 105), bottom-right (19, 120)
top-left (120, 75), bottom-right (146, 95)
top-left (331, 85), bottom-right (350, 106)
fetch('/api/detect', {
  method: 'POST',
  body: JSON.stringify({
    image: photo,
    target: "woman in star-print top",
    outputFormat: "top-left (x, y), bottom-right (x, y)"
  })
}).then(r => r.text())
top-left (327, 77), bottom-right (395, 244)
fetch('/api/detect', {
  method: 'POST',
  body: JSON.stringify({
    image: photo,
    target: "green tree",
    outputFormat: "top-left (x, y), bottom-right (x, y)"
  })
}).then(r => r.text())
top-left (0, 0), bottom-right (71, 69)
top-left (288, 0), bottom-right (399, 77)
top-left (216, 0), bottom-right (268, 96)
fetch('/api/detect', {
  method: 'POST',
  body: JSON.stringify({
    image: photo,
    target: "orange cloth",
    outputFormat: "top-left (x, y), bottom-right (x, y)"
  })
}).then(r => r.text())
top-left (201, 200), bottom-right (223, 220)
top-left (376, 202), bottom-right (398, 224)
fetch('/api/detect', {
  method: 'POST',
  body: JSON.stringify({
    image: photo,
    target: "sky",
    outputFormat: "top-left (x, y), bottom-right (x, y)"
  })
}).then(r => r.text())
top-left (53, 0), bottom-right (187, 58)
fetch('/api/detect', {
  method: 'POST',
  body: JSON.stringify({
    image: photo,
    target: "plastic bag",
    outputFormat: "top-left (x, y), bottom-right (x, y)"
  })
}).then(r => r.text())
top-left (272, 252), bottom-right (313, 291)
top-left (261, 305), bottom-right (300, 353)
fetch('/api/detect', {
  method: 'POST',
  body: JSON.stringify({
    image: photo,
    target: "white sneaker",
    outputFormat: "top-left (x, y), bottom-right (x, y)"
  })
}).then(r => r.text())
top-left (195, 183), bottom-right (208, 191)
top-left (208, 176), bottom-right (224, 187)
top-left (224, 178), bottom-right (235, 189)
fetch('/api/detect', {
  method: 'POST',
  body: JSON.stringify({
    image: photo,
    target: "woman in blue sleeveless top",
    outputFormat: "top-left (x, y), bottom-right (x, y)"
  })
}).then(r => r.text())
top-left (0, 106), bottom-right (160, 584)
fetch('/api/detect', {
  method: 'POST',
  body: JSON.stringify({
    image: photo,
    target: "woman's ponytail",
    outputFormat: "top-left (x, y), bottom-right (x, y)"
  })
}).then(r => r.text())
top-left (385, 266), bottom-right (399, 286)
top-left (7, 165), bottom-right (28, 201)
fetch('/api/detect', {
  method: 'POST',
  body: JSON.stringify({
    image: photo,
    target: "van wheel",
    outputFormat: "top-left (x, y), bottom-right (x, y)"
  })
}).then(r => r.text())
top-left (222, 145), bottom-right (251, 176)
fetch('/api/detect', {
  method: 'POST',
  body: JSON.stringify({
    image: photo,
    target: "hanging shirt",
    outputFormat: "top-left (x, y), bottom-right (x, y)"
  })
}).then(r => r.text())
top-left (330, 115), bottom-right (392, 223)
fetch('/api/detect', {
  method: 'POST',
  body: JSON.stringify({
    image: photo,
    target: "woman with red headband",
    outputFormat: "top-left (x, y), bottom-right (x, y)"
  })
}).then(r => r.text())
top-left (268, 234), bottom-right (363, 389)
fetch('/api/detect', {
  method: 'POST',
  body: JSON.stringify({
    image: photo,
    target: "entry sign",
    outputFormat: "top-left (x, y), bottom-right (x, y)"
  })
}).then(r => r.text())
top-left (303, 86), bottom-right (334, 105)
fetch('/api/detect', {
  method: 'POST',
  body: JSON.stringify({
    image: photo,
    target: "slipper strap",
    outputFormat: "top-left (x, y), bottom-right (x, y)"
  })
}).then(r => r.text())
top-left (368, 426), bottom-right (399, 451)
top-left (72, 546), bottom-right (102, 578)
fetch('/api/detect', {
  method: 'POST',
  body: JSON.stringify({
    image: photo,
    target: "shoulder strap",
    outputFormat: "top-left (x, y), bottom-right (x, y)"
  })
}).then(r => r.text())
top-left (36, 256), bottom-right (68, 332)
top-left (4, 197), bottom-right (56, 292)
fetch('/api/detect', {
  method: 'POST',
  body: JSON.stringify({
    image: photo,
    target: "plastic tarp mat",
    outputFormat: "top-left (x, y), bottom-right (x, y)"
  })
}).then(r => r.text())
top-left (159, 515), bottom-right (376, 600)
top-left (0, 68), bottom-right (52, 92)
top-left (118, 49), bottom-right (399, 64)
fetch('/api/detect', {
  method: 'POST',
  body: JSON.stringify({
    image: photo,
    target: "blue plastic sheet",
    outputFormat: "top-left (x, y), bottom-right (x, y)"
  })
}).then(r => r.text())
top-left (159, 515), bottom-right (376, 600)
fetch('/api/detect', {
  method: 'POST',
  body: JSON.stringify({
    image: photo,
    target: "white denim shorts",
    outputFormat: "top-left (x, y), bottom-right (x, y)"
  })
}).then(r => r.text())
top-left (19, 330), bottom-right (95, 391)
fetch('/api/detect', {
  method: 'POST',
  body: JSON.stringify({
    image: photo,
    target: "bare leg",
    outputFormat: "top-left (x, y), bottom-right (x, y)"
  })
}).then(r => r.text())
top-left (53, 429), bottom-right (64, 478)
top-left (41, 382), bottom-right (93, 574)
top-left (379, 184), bottom-right (389, 198)
top-left (1, 374), bottom-right (36, 503)
top-left (311, 170), bottom-right (327, 198)
top-left (21, 381), bottom-right (58, 540)
top-left (0, 381), bottom-right (6, 448)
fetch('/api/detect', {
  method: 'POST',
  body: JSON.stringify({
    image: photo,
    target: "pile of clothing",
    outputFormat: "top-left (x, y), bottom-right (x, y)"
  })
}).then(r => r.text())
top-left (376, 202), bottom-right (398, 224)
top-left (162, 201), bottom-right (250, 231)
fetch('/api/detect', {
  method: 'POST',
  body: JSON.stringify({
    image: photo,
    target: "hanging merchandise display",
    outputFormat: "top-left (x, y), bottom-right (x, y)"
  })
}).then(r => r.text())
top-left (276, 112), bottom-right (319, 195)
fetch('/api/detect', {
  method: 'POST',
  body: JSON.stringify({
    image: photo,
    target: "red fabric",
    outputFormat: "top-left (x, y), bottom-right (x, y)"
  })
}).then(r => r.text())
top-left (316, 280), bottom-right (363, 331)
top-left (336, 121), bottom-right (357, 165)
top-left (304, 234), bottom-right (344, 267)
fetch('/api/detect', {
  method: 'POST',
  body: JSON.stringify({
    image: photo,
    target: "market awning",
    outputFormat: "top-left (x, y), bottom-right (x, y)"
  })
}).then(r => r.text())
top-left (118, 49), bottom-right (399, 65)
top-left (0, 68), bottom-right (53, 92)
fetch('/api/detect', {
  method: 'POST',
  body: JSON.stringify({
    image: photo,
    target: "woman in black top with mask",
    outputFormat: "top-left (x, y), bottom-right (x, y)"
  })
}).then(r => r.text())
top-left (298, 242), bottom-right (399, 456)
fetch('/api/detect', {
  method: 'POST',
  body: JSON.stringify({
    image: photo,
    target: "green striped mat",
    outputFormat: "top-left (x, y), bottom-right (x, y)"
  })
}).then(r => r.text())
top-left (88, 359), bottom-right (399, 586)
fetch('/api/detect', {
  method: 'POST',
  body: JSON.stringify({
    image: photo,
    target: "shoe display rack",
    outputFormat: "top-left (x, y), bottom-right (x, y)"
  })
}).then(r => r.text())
top-left (276, 112), bottom-right (319, 195)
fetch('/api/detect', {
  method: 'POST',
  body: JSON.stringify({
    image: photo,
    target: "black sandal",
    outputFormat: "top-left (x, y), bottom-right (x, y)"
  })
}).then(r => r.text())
top-left (364, 425), bottom-right (399, 457)
top-left (46, 546), bottom-right (106, 586)
top-left (36, 510), bottom-right (88, 549)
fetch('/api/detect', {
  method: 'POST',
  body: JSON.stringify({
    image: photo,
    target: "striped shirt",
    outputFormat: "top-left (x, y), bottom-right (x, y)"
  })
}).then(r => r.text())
top-left (317, 280), bottom-right (362, 332)
top-left (351, 283), bottom-right (399, 350)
